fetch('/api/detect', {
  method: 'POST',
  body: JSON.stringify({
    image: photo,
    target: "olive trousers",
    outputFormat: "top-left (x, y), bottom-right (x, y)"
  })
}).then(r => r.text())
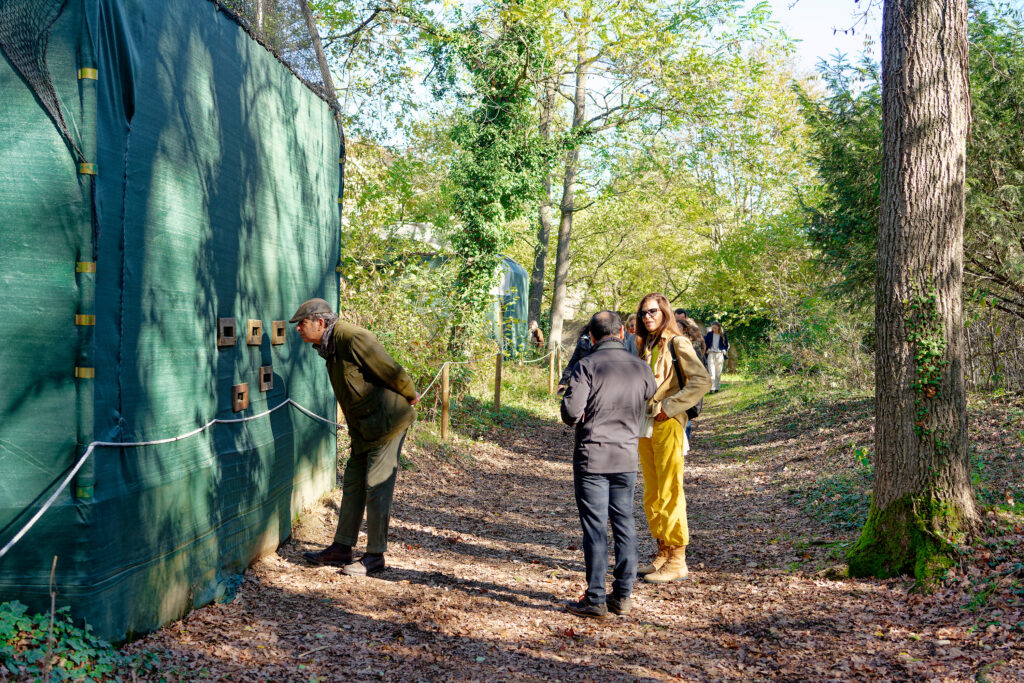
top-left (332, 429), bottom-right (407, 554)
top-left (638, 418), bottom-right (689, 547)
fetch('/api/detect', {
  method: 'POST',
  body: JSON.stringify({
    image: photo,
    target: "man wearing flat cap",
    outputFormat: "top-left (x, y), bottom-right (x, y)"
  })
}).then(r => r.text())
top-left (292, 298), bottom-right (420, 576)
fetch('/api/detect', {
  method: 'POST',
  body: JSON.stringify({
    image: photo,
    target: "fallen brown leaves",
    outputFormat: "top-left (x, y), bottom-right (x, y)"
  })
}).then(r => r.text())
top-left (124, 383), bottom-right (1024, 682)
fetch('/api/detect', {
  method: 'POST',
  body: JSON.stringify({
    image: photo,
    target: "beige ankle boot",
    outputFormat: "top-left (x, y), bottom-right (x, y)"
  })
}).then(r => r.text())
top-left (637, 540), bottom-right (670, 576)
top-left (644, 545), bottom-right (689, 582)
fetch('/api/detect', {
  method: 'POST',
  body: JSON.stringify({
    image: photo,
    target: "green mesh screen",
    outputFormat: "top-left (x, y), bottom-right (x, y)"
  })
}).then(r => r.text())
top-left (487, 257), bottom-right (530, 354)
top-left (0, 0), bottom-right (341, 642)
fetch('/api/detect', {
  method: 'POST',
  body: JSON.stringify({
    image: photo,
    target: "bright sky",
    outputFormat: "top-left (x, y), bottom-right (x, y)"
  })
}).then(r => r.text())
top-left (745, 0), bottom-right (882, 75)
top-left (753, 0), bottom-right (1024, 75)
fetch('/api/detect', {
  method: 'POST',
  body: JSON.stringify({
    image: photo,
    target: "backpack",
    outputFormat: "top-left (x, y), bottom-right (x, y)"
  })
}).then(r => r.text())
top-left (668, 336), bottom-right (703, 421)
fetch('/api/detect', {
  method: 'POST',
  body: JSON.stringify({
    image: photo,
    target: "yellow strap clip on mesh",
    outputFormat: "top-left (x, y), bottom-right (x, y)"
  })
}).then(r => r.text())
top-left (78, 163), bottom-right (97, 175)
top-left (78, 68), bottom-right (98, 80)
top-left (75, 367), bottom-right (95, 379)
top-left (75, 315), bottom-right (95, 326)
top-left (76, 262), bottom-right (96, 273)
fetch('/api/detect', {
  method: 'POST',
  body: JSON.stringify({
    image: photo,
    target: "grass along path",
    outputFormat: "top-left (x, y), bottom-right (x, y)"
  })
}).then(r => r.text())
top-left (128, 370), bottom-right (1024, 681)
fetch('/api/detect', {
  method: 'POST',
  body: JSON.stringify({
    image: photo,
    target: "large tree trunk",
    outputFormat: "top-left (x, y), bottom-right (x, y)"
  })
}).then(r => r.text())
top-left (548, 42), bottom-right (588, 350)
top-left (528, 78), bottom-right (558, 327)
top-left (848, 0), bottom-right (979, 587)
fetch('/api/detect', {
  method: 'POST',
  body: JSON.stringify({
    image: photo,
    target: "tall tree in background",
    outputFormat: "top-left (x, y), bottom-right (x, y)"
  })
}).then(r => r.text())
top-left (540, 0), bottom-right (749, 349)
top-left (546, 12), bottom-right (590, 351)
top-left (847, 0), bottom-right (979, 585)
top-left (443, 4), bottom-right (549, 347)
top-left (528, 77), bottom-right (560, 326)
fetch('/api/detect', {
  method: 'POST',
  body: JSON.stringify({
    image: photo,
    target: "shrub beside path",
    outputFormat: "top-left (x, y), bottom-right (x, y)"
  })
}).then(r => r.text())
top-left (129, 379), bottom-right (1024, 681)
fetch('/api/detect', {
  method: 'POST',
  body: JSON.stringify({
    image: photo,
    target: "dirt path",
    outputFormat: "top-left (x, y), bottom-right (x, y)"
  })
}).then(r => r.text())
top-left (129, 383), bottom-right (1023, 681)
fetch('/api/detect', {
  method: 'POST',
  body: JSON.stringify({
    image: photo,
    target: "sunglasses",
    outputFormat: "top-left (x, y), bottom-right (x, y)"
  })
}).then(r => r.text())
top-left (640, 307), bottom-right (660, 318)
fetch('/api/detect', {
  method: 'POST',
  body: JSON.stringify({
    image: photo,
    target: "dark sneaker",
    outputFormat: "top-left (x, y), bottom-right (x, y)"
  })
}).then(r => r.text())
top-left (565, 597), bottom-right (609, 619)
top-left (303, 543), bottom-right (353, 567)
top-left (607, 595), bottom-right (632, 616)
top-left (340, 553), bottom-right (386, 576)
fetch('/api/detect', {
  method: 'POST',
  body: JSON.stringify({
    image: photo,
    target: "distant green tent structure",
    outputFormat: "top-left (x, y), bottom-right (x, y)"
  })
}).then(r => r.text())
top-left (0, 0), bottom-right (342, 641)
top-left (487, 257), bottom-right (530, 354)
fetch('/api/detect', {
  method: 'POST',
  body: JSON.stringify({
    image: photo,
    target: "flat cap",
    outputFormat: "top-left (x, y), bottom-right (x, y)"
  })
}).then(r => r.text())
top-left (289, 298), bottom-right (333, 323)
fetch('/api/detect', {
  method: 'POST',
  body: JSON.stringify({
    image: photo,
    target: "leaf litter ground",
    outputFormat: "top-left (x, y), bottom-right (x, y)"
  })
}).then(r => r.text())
top-left (127, 378), bottom-right (1024, 682)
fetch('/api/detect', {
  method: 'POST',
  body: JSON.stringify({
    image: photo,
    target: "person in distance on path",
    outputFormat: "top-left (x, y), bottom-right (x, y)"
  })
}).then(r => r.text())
top-left (636, 294), bottom-right (710, 583)
top-left (703, 322), bottom-right (729, 393)
top-left (560, 311), bottom-right (656, 618)
top-left (293, 298), bottom-right (420, 576)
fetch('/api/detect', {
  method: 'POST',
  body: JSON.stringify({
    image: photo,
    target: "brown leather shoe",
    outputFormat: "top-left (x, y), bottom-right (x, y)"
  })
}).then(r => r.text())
top-left (565, 596), bottom-right (609, 619)
top-left (340, 553), bottom-right (386, 576)
top-left (303, 543), bottom-right (353, 567)
top-left (607, 595), bottom-right (632, 616)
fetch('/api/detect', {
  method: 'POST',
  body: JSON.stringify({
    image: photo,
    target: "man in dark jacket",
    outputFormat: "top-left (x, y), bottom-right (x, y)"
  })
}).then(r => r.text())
top-left (703, 322), bottom-right (729, 393)
top-left (293, 298), bottom-right (420, 576)
top-left (560, 311), bottom-right (657, 618)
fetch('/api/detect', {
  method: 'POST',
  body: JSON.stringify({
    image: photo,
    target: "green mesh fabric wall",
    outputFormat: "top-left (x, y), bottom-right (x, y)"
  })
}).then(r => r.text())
top-left (0, 0), bottom-right (340, 641)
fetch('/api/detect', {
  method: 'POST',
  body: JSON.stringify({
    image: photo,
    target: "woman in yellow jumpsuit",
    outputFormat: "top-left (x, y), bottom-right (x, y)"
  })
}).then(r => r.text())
top-left (633, 293), bottom-right (711, 582)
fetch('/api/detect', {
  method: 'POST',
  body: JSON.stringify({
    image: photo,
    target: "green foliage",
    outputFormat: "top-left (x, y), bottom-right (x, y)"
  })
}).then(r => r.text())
top-left (442, 6), bottom-right (553, 340)
top-left (333, 0), bottom-right (554, 379)
top-left (795, 56), bottom-right (881, 307)
top-left (965, 3), bottom-right (1024, 322)
top-left (742, 290), bottom-right (874, 387)
top-left (312, 0), bottom-right (448, 141)
top-left (905, 288), bottom-right (950, 443)
top-left (0, 601), bottom-right (170, 681)
top-left (797, 2), bottom-right (1024, 321)
top-left (788, 444), bottom-right (874, 532)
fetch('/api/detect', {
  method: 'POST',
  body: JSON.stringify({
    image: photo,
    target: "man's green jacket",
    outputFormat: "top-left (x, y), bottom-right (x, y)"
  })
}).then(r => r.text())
top-left (324, 321), bottom-right (417, 442)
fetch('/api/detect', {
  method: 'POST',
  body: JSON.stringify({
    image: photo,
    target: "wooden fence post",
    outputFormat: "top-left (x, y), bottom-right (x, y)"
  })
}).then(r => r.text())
top-left (440, 363), bottom-right (450, 441)
top-left (548, 347), bottom-right (556, 394)
top-left (494, 350), bottom-right (503, 412)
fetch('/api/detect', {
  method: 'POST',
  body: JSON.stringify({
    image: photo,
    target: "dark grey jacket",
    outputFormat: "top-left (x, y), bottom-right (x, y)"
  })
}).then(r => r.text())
top-left (560, 338), bottom-right (657, 473)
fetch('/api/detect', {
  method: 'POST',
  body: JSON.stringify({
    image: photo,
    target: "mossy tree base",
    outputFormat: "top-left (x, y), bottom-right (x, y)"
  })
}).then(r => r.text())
top-left (847, 494), bottom-right (971, 591)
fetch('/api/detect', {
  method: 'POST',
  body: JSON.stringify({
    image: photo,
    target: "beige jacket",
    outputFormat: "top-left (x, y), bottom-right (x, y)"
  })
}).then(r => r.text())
top-left (640, 331), bottom-right (712, 427)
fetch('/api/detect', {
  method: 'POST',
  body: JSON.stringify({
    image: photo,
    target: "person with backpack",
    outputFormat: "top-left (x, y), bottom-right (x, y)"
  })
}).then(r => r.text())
top-left (634, 293), bottom-right (711, 583)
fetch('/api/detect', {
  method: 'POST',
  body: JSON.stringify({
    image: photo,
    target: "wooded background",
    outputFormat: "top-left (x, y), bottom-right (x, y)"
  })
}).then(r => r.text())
top-left (285, 0), bottom-right (1023, 399)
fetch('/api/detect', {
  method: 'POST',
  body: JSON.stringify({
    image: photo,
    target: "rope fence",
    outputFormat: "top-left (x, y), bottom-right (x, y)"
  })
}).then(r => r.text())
top-left (0, 397), bottom-right (344, 562)
top-left (0, 340), bottom-right (570, 562)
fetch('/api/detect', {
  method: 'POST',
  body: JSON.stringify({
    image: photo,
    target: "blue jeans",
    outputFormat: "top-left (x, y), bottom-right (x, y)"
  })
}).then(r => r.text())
top-left (573, 470), bottom-right (638, 603)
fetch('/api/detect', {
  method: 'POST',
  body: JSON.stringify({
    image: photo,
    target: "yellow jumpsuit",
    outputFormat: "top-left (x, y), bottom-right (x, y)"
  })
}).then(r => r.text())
top-left (637, 334), bottom-right (711, 547)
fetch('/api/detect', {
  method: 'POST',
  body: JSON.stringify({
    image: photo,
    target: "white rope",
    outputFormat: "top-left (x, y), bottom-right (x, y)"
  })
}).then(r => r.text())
top-left (417, 363), bottom-right (447, 400)
top-left (287, 398), bottom-right (343, 428)
top-left (0, 443), bottom-right (98, 561)
top-left (0, 348), bottom-right (544, 561)
top-left (0, 398), bottom-right (338, 561)
top-left (516, 351), bottom-right (553, 365)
